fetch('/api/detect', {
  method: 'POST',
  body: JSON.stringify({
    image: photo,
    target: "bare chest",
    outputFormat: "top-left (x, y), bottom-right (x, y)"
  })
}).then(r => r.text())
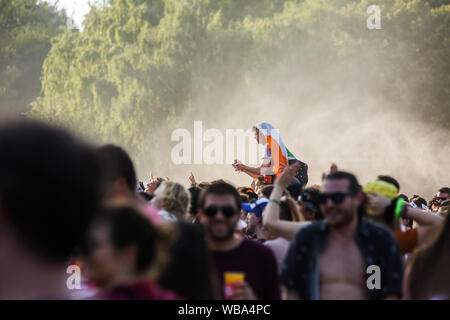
top-left (319, 239), bottom-right (366, 299)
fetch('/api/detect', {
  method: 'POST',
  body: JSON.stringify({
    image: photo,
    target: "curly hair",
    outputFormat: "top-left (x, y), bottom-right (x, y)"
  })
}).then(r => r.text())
top-left (157, 181), bottom-right (190, 219)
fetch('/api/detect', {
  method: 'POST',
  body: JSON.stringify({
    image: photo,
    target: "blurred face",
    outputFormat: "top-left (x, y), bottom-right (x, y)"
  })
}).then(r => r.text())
top-left (82, 224), bottom-right (125, 288)
top-left (254, 129), bottom-right (267, 145)
top-left (437, 192), bottom-right (449, 204)
top-left (240, 209), bottom-right (247, 221)
top-left (431, 202), bottom-right (440, 212)
top-left (199, 194), bottom-right (240, 242)
top-left (300, 207), bottom-right (315, 221)
top-left (319, 179), bottom-right (360, 228)
top-left (150, 185), bottom-right (165, 210)
top-left (254, 180), bottom-right (263, 197)
top-left (246, 212), bottom-right (260, 234)
top-left (297, 196), bottom-right (315, 221)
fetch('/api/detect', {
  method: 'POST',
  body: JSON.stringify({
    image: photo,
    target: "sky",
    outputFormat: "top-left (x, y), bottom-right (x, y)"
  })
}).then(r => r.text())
top-left (45, 0), bottom-right (94, 29)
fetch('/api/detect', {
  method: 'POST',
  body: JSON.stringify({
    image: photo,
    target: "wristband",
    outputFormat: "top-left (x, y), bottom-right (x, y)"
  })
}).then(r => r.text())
top-left (394, 198), bottom-right (405, 220)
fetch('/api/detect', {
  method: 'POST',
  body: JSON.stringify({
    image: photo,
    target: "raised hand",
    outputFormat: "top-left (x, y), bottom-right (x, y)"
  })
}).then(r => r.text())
top-left (189, 172), bottom-right (197, 186)
top-left (322, 162), bottom-right (338, 181)
top-left (366, 192), bottom-right (391, 217)
top-left (232, 159), bottom-right (244, 172)
top-left (330, 162), bottom-right (338, 172)
top-left (149, 171), bottom-right (154, 182)
top-left (230, 281), bottom-right (257, 300)
top-left (276, 162), bottom-right (300, 190)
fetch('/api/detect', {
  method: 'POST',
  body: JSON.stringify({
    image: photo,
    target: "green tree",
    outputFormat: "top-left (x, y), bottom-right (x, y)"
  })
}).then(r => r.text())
top-left (30, 0), bottom-right (450, 174)
top-left (0, 0), bottom-right (66, 115)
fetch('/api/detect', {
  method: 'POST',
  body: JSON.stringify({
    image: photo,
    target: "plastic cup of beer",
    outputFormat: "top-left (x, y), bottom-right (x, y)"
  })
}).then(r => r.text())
top-left (224, 272), bottom-right (245, 299)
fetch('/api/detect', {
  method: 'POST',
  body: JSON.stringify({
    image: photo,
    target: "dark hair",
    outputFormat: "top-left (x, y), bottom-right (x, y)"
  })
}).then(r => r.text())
top-left (239, 194), bottom-right (250, 204)
top-left (325, 171), bottom-right (361, 196)
top-left (82, 206), bottom-right (158, 274)
top-left (137, 180), bottom-right (145, 192)
top-left (198, 182), bottom-right (242, 209)
top-left (377, 175), bottom-right (400, 191)
top-left (96, 144), bottom-right (136, 192)
top-left (138, 191), bottom-right (153, 202)
top-left (210, 179), bottom-right (226, 184)
top-left (438, 187), bottom-right (450, 194)
top-left (301, 187), bottom-right (323, 220)
top-left (188, 187), bottom-right (201, 215)
top-left (0, 120), bottom-right (100, 262)
top-left (428, 196), bottom-right (439, 208)
top-left (410, 196), bottom-right (427, 208)
top-left (158, 222), bottom-right (219, 299)
top-left (440, 199), bottom-right (450, 207)
top-left (286, 180), bottom-right (303, 200)
top-left (261, 185), bottom-right (274, 198)
top-left (198, 181), bottom-right (210, 189)
top-left (398, 194), bottom-right (409, 201)
top-left (408, 214), bottom-right (450, 299)
top-left (280, 197), bottom-right (301, 222)
top-left (237, 187), bottom-right (258, 201)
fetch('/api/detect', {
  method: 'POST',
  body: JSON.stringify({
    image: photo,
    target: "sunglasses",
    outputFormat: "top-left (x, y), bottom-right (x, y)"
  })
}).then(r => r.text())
top-left (437, 197), bottom-right (447, 201)
top-left (203, 205), bottom-right (238, 218)
top-left (317, 192), bottom-right (351, 205)
top-left (299, 192), bottom-right (313, 202)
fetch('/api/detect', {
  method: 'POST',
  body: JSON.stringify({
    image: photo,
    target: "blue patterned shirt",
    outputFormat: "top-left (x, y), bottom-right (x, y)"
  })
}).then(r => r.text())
top-left (280, 217), bottom-right (404, 300)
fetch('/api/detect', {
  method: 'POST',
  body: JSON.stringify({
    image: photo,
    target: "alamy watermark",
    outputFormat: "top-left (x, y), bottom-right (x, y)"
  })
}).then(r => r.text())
top-left (367, 5), bottom-right (381, 30)
top-left (366, 265), bottom-right (381, 290)
top-left (66, 264), bottom-right (382, 291)
top-left (171, 121), bottom-right (270, 165)
top-left (66, 265), bottom-right (81, 290)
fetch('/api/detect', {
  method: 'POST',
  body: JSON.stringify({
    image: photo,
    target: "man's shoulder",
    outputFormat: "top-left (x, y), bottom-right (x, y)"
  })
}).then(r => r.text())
top-left (363, 218), bottom-right (394, 236)
top-left (264, 237), bottom-right (290, 248)
top-left (241, 238), bottom-right (272, 252)
top-left (294, 220), bottom-right (326, 239)
top-left (241, 238), bottom-right (277, 259)
top-left (361, 218), bottom-right (398, 245)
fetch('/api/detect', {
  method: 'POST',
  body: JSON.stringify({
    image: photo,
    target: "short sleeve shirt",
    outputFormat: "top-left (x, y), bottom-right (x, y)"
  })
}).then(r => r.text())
top-left (211, 239), bottom-right (281, 300)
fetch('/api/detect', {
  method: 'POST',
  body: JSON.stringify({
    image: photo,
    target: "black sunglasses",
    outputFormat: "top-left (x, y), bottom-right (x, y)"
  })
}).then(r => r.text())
top-left (299, 192), bottom-right (313, 202)
top-left (317, 192), bottom-right (351, 205)
top-left (203, 205), bottom-right (238, 218)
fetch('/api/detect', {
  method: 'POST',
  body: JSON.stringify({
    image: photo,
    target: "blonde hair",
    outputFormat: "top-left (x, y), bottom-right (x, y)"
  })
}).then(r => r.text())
top-left (157, 181), bottom-right (190, 219)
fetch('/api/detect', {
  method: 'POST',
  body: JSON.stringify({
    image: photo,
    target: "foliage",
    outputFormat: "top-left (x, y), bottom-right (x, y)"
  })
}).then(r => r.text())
top-left (0, 0), bottom-right (66, 114)
top-left (24, 0), bottom-right (450, 170)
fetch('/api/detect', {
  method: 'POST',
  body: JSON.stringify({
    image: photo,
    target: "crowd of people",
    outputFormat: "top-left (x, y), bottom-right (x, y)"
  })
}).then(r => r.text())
top-left (0, 119), bottom-right (449, 300)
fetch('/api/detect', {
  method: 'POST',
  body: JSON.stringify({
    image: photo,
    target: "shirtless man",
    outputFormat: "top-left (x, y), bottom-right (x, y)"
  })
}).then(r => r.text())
top-left (281, 171), bottom-right (403, 300)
